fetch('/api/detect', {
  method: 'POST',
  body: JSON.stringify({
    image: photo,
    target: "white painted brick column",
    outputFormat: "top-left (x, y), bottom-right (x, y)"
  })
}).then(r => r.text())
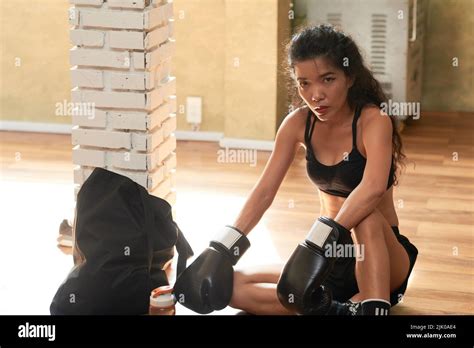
top-left (68, 0), bottom-right (177, 205)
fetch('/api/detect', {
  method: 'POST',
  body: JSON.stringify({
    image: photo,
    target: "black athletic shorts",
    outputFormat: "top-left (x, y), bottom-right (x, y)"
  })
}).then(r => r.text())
top-left (322, 226), bottom-right (418, 306)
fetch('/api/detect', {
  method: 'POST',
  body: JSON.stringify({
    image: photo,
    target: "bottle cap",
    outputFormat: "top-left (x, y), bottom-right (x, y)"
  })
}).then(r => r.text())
top-left (150, 285), bottom-right (175, 308)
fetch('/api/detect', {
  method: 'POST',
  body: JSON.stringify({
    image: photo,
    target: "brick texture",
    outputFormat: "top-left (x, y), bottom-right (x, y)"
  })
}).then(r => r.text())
top-left (69, 0), bottom-right (176, 203)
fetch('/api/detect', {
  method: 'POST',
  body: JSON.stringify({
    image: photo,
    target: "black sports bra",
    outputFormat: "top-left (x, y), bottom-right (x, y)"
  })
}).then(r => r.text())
top-left (305, 104), bottom-right (395, 198)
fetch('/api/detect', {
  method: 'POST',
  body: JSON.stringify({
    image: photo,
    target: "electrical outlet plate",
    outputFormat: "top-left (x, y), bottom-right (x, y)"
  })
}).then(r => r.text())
top-left (186, 96), bottom-right (202, 124)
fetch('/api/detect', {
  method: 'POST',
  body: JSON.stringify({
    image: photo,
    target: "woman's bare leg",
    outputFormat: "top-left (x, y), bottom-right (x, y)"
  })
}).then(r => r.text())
top-left (350, 209), bottom-right (410, 303)
top-left (229, 264), bottom-right (295, 315)
top-left (229, 209), bottom-right (411, 314)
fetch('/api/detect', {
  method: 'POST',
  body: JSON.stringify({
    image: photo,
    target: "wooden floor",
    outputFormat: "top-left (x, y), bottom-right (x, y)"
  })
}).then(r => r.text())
top-left (0, 110), bottom-right (472, 315)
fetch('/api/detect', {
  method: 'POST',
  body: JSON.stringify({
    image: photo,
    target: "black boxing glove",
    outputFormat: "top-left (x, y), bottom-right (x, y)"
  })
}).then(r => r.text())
top-left (277, 216), bottom-right (350, 315)
top-left (173, 225), bottom-right (250, 314)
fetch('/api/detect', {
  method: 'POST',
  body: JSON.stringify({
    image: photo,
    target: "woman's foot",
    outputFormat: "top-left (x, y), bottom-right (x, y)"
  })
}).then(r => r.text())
top-left (326, 299), bottom-right (361, 315)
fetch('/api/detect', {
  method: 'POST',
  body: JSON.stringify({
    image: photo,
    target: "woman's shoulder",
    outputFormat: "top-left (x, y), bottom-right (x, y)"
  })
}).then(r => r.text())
top-left (286, 105), bottom-right (310, 129)
top-left (359, 102), bottom-right (393, 134)
top-left (359, 103), bottom-right (388, 125)
top-left (280, 105), bottom-right (310, 129)
top-left (276, 105), bottom-right (309, 144)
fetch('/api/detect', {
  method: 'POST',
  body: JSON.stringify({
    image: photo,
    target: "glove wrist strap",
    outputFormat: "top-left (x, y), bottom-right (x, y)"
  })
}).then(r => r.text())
top-left (210, 225), bottom-right (250, 265)
top-left (305, 216), bottom-right (349, 250)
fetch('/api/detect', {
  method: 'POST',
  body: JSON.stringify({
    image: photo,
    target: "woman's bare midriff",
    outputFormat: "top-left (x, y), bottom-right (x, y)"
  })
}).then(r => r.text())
top-left (318, 186), bottom-right (399, 227)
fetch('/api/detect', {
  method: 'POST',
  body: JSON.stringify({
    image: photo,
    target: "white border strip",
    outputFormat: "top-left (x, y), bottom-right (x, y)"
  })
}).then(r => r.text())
top-left (0, 121), bottom-right (72, 134)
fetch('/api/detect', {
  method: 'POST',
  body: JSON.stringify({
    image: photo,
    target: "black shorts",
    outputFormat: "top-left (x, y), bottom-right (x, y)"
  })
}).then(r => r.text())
top-left (322, 226), bottom-right (418, 307)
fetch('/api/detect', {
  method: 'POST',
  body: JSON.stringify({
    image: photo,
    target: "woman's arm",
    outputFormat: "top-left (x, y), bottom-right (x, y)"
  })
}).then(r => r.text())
top-left (335, 108), bottom-right (394, 230)
top-left (232, 109), bottom-right (304, 235)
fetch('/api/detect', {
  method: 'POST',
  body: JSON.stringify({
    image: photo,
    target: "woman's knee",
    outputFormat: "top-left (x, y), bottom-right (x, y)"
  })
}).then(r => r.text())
top-left (352, 209), bottom-right (385, 241)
